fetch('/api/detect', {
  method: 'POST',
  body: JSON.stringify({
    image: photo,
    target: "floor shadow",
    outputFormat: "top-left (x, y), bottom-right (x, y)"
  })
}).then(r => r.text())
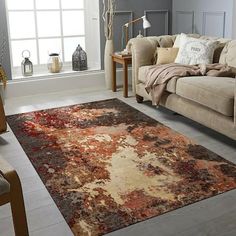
top-left (142, 101), bottom-right (236, 148)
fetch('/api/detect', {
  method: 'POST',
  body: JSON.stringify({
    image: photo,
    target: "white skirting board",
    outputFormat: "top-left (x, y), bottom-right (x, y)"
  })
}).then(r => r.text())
top-left (1, 69), bottom-right (132, 99)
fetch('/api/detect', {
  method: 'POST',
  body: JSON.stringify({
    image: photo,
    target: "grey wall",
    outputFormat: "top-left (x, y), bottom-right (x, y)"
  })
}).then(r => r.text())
top-left (233, 0), bottom-right (236, 39)
top-left (172, 0), bottom-right (234, 38)
top-left (99, 0), bottom-right (172, 68)
top-left (0, 0), bottom-right (11, 80)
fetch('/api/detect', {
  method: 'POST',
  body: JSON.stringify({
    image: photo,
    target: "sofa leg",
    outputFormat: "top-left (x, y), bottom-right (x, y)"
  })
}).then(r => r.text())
top-left (136, 95), bottom-right (144, 103)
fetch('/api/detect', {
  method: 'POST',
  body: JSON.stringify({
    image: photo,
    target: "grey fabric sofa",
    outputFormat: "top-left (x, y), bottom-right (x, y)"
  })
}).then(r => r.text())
top-left (128, 35), bottom-right (236, 140)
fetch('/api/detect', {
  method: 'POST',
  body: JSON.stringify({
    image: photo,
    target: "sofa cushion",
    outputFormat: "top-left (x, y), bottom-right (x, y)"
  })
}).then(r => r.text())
top-left (176, 76), bottom-right (235, 117)
top-left (0, 173), bottom-right (10, 195)
top-left (175, 34), bottom-right (219, 65)
top-left (138, 66), bottom-right (177, 93)
top-left (156, 35), bottom-right (176, 48)
top-left (173, 33), bottom-right (200, 48)
top-left (156, 48), bottom-right (179, 65)
top-left (219, 40), bottom-right (236, 68)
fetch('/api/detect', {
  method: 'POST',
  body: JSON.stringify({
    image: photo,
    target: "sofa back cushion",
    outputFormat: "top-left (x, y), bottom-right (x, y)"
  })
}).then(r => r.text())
top-left (219, 40), bottom-right (236, 68)
top-left (155, 35), bottom-right (176, 48)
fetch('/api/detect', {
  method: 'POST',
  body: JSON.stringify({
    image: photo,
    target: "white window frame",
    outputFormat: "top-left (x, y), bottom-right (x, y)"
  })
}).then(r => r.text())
top-left (5, 0), bottom-right (101, 79)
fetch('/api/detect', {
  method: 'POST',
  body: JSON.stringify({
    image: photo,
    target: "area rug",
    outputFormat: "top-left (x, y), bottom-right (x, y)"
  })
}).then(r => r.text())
top-left (7, 99), bottom-right (236, 236)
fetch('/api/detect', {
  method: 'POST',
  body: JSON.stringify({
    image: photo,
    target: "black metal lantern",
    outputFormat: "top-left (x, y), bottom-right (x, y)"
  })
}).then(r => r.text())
top-left (72, 45), bottom-right (88, 71)
top-left (21, 50), bottom-right (33, 76)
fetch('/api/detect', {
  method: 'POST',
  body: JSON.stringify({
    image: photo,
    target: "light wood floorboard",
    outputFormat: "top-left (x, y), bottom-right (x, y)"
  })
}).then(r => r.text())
top-left (0, 88), bottom-right (235, 236)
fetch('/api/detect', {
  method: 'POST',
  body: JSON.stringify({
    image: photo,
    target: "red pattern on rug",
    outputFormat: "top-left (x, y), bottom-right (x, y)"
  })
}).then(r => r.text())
top-left (7, 99), bottom-right (236, 236)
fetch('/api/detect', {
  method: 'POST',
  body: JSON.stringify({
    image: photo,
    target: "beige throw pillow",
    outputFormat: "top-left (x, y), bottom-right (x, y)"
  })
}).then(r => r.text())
top-left (175, 34), bottom-right (219, 65)
top-left (156, 48), bottom-right (179, 65)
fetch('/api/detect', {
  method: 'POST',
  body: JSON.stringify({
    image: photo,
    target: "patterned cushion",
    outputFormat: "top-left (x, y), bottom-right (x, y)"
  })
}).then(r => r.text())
top-left (0, 173), bottom-right (10, 195)
top-left (175, 34), bottom-right (219, 65)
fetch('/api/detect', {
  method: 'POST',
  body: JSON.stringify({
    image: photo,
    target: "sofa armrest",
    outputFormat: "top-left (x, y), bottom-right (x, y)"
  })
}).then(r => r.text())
top-left (128, 38), bottom-right (157, 94)
top-left (127, 35), bottom-right (176, 94)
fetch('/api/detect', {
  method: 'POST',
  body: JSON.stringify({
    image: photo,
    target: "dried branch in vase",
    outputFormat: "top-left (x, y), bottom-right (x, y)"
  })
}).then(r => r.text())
top-left (0, 31), bottom-right (6, 65)
top-left (102, 0), bottom-right (116, 40)
top-left (0, 31), bottom-right (7, 88)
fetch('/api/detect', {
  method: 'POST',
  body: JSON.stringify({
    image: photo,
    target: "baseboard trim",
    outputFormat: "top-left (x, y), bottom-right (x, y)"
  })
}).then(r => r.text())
top-left (1, 69), bottom-right (132, 99)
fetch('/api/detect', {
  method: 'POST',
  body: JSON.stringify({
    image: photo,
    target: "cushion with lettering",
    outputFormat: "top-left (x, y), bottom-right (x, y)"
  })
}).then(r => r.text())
top-left (175, 34), bottom-right (219, 65)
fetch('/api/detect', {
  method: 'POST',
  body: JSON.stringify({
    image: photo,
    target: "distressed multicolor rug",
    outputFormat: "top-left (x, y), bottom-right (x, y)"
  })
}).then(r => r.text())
top-left (7, 99), bottom-right (236, 236)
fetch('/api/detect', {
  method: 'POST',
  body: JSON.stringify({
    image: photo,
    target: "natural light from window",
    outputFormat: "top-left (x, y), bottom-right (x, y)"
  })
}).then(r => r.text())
top-left (6, 0), bottom-right (100, 77)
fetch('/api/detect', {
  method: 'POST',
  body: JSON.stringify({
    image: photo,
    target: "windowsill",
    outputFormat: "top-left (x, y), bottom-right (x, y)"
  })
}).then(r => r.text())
top-left (12, 66), bottom-right (101, 82)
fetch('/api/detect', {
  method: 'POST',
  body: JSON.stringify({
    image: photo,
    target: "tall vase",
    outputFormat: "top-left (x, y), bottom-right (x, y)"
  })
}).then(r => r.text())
top-left (104, 39), bottom-right (114, 90)
top-left (0, 86), bottom-right (4, 105)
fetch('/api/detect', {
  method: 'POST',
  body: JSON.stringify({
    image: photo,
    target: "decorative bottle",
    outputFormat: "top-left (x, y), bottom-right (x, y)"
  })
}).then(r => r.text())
top-left (47, 53), bottom-right (62, 73)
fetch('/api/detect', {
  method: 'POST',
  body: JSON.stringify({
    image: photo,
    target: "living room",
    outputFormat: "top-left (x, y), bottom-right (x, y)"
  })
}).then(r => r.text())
top-left (0, 0), bottom-right (236, 235)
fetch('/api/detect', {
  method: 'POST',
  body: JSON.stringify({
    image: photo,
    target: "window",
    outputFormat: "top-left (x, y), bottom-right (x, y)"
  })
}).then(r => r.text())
top-left (6, 0), bottom-right (100, 77)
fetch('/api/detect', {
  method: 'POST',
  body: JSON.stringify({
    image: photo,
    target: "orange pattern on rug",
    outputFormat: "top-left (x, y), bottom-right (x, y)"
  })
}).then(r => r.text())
top-left (7, 99), bottom-right (236, 236)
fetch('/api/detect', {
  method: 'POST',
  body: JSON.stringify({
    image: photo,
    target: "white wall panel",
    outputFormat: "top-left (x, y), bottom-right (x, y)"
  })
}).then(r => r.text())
top-left (202, 12), bottom-right (226, 37)
top-left (175, 11), bottom-right (194, 34)
top-left (172, 0), bottom-right (234, 38)
top-left (144, 10), bottom-right (169, 36)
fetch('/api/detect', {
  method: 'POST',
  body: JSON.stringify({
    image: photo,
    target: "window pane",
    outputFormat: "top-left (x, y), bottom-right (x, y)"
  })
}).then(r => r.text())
top-left (37, 12), bottom-right (61, 37)
top-left (64, 37), bottom-right (85, 62)
top-left (9, 12), bottom-right (35, 39)
top-left (62, 11), bottom-right (84, 36)
top-left (35, 0), bottom-right (60, 9)
top-left (7, 0), bottom-right (34, 10)
top-left (61, 0), bottom-right (84, 9)
top-left (11, 40), bottom-right (37, 67)
top-left (38, 38), bottom-right (62, 64)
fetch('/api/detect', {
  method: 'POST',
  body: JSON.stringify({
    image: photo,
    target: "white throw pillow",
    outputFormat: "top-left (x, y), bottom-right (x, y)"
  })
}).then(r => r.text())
top-left (173, 33), bottom-right (187, 48)
top-left (175, 34), bottom-right (219, 65)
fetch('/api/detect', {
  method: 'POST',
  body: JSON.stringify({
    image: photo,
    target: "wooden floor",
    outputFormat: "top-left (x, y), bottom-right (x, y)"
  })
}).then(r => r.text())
top-left (0, 88), bottom-right (236, 236)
